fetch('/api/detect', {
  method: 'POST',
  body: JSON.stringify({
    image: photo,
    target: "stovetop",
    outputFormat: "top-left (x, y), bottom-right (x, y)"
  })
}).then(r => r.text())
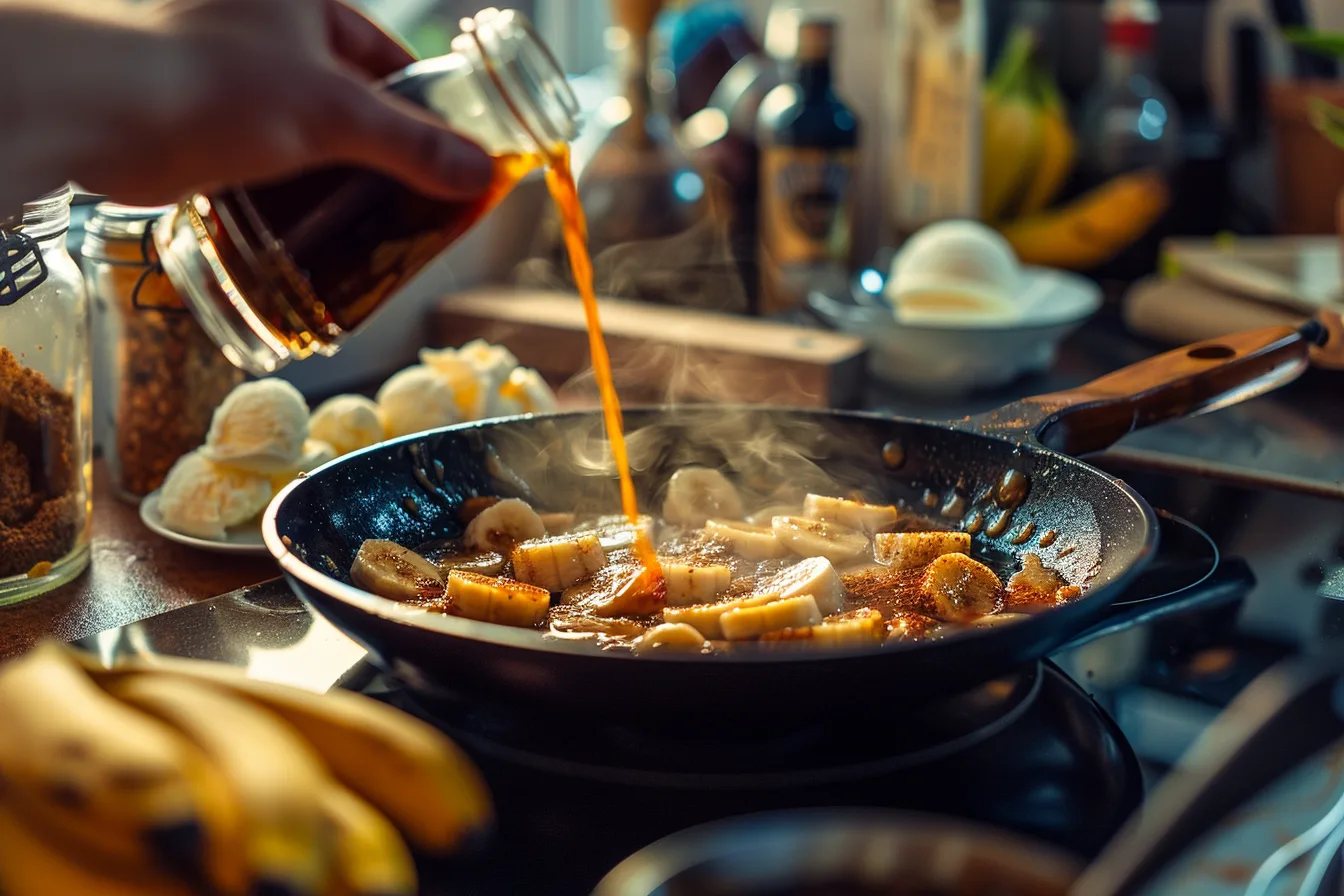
top-left (76, 488), bottom-right (1300, 894)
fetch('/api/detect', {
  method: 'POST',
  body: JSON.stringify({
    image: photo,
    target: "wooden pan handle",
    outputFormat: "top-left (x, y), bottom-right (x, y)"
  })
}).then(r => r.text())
top-left (964, 323), bottom-right (1322, 455)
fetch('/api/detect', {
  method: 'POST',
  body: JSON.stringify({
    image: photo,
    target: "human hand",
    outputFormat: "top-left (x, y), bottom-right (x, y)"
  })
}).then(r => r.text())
top-left (0, 0), bottom-right (493, 213)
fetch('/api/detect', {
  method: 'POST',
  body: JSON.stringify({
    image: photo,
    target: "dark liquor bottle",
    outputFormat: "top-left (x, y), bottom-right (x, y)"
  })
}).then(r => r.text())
top-left (755, 15), bottom-right (858, 316)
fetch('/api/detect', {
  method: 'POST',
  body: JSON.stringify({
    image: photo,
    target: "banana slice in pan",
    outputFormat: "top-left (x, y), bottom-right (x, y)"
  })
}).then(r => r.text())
top-left (720, 594), bottom-right (823, 640)
top-left (703, 519), bottom-right (788, 560)
top-left (462, 498), bottom-right (546, 553)
top-left (662, 467), bottom-right (745, 529)
top-left (803, 494), bottom-right (899, 534)
top-left (446, 570), bottom-right (551, 628)
top-left (771, 516), bottom-right (870, 565)
top-left (754, 556), bottom-right (846, 615)
top-left (510, 534), bottom-right (607, 593)
top-left (350, 540), bottom-right (445, 603)
top-left (874, 531), bottom-right (971, 571)
top-left (661, 563), bottom-right (732, 606)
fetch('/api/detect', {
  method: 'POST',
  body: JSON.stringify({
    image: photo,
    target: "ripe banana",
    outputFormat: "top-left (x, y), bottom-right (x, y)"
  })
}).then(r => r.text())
top-left (663, 591), bottom-right (782, 640)
top-left (574, 513), bottom-right (657, 551)
top-left (0, 643), bottom-right (211, 876)
top-left (703, 519), bottom-right (788, 560)
top-left (662, 467), bottom-right (745, 528)
top-left (802, 494), bottom-right (898, 535)
top-left (632, 622), bottom-right (712, 654)
top-left (81, 653), bottom-right (493, 855)
top-left (998, 169), bottom-right (1170, 270)
top-left (761, 608), bottom-right (885, 648)
top-left (771, 515), bottom-right (870, 565)
top-left (919, 553), bottom-right (1003, 622)
top-left (720, 594), bottom-right (823, 640)
top-left (463, 497), bottom-right (547, 553)
top-left (106, 674), bottom-right (338, 896)
top-left (1016, 71), bottom-right (1076, 216)
top-left (350, 540), bottom-right (445, 602)
top-left (432, 549), bottom-right (506, 577)
top-left (321, 786), bottom-right (417, 896)
top-left (0, 804), bottom-right (195, 896)
top-left (661, 562), bottom-right (732, 606)
top-left (510, 533), bottom-right (607, 592)
top-left (874, 531), bottom-right (971, 571)
top-left (755, 556), bottom-right (846, 615)
top-left (446, 569), bottom-right (551, 627)
top-left (980, 27), bottom-right (1044, 222)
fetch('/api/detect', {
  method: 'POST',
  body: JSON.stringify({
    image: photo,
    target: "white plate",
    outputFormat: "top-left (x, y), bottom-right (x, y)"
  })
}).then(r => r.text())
top-left (139, 491), bottom-right (269, 555)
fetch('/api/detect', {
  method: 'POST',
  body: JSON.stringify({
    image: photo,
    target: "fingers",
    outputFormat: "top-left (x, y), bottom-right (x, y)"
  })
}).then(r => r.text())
top-left (326, 0), bottom-right (416, 79)
top-left (315, 73), bottom-right (495, 201)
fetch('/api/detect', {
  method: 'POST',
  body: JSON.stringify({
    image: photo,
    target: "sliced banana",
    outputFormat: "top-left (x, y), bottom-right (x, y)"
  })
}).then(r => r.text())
top-left (631, 623), bottom-right (712, 655)
top-left (761, 608), bottom-right (885, 648)
top-left (771, 515), bottom-right (870, 565)
top-left (446, 570), bottom-right (551, 627)
top-left (663, 592), bottom-right (782, 640)
top-left (703, 519), bottom-right (788, 560)
top-left (754, 556), bottom-right (846, 615)
top-left (745, 503), bottom-right (802, 527)
top-left (919, 553), bottom-right (1002, 622)
top-left (589, 565), bottom-right (666, 618)
top-left (803, 494), bottom-right (899, 534)
top-left (874, 531), bottom-right (972, 571)
top-left (462, 498), bottom-right (546, 553)
top-left (662, 563), bottom-right (732, 606)
top-left (662, 467), bottom-right (745, 529)
top-left (510, 534), bottom-right (607, 593)
top-left (431, 551), bottom-right (505, 577)
top-left (720, 594), bottom-right (823, 640)
top-left (574, 514), bottom-right (656, 552)
top-left (350, 540), bottom-right (445, 603)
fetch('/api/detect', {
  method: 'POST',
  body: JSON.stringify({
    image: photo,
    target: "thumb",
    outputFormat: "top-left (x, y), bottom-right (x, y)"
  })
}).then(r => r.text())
top-left (316, 75), bottom-right (496, 201)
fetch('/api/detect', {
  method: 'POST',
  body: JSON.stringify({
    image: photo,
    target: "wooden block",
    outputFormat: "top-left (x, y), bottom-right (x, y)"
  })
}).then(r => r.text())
top-left (429, 288), bottom-right (868, 407)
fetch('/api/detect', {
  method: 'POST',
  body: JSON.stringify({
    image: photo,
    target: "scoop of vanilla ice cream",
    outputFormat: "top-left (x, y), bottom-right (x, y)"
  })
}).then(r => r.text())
top-left (376, 365), bottom-right (463, 439)
top-left (886, 220), bottom-right (1021, 325)
top-left (457, 339), bottom-right (522, 416)
top-left (203, 379), bottom-right (309, 473)
top-left (418, 347), bottom-right (489, 419)
top-left (269, 439), bottom-right (338, 492)
top-left (494, 367), bottom-right (558, 417)
top-left (309, 395), bottom-right (383, 456)
top-left (158, 450), bottom-right (273, 541)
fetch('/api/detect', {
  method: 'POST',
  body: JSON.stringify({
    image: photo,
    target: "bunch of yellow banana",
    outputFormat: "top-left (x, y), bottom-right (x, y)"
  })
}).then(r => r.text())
top-left (981, 28), bottom-right (1170, 270)
top-left (980, 27), bottom-right (1075, 224)
top-left (0, 642), bottom-right (493, 896)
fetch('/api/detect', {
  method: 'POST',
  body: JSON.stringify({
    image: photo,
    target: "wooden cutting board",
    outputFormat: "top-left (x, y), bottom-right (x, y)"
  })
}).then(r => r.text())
top-left (429, 288), bottom-right (868, 407)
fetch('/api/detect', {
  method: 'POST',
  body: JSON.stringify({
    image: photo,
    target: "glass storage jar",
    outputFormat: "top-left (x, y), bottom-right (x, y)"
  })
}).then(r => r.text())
top-left (83, 204), bottom-right (245, 502)
top-left (155, 7), bottom-right (580, 377)
top-left (0, 184), bottom-right (92, 604)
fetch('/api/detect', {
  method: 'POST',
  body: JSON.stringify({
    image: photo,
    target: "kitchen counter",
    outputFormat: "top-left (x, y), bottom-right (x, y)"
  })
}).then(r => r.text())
top-left (0, 460), bottom-right (277, 660)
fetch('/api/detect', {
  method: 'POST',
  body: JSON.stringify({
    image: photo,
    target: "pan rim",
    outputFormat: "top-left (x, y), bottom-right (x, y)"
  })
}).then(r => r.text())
top-left (262, 406), bottom-right (1160, 665)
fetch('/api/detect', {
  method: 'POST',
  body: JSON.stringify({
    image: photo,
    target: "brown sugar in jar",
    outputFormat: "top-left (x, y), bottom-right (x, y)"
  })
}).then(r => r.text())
top-left (84, 204), bottom-right (245, 501)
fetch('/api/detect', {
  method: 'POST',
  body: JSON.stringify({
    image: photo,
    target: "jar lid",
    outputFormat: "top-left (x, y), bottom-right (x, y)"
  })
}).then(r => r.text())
top-left (85, 203), bottom-right (174, 243)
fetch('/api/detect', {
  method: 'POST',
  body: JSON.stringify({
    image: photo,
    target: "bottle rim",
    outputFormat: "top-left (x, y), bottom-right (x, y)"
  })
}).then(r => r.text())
top-left (453, 8), bottom-right (581, 155)
top-left (6, 183), bottom-right (73, 240)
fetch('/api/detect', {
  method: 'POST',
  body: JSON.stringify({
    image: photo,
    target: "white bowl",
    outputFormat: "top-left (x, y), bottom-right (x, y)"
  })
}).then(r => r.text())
top-left (808, 266), bottom-right (1102, 397)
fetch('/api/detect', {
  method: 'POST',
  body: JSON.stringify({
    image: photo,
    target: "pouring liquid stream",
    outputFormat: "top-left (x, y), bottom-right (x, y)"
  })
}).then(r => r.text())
top-left (544, 147), bottom-right (664, 596)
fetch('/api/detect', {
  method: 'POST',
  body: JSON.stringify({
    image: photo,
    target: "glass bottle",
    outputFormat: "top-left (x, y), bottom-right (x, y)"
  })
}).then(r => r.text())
top-left (756, 14), bottom-right (859, 315)
top-left (1077, 0), bottom-right (1181, 181)
top-left (0, 185), bottom-right (92, 604)
top-left (154, 8), bottom-right (580, 378)
top-left (83, 204), bottom-right (245, 502)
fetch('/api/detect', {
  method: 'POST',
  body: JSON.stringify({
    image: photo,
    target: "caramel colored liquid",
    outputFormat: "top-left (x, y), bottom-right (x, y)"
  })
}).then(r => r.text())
top-left (196, 152), bottom-right (540, 354)
top-left (545, 147), bottom-right (662, 586)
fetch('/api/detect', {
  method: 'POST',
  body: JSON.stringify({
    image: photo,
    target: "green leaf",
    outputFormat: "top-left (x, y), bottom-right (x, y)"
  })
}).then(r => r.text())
top-left (1284, 27), bottom-right (1344, 59)
top-left (1307, 98), bottom-right (1344, 151)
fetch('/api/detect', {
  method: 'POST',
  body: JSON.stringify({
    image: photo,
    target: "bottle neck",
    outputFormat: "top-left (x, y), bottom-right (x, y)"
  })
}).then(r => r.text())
top-left (1102, 20), bottom-right (1157, 84)
top-left (791, 58), bottom-right (833, 96)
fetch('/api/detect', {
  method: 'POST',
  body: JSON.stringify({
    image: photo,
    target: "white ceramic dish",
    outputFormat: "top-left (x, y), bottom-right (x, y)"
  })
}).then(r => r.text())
top-left (808, 265), bottom-right (1103, 397)
top-left (139, 491), bottom-right (269, 555)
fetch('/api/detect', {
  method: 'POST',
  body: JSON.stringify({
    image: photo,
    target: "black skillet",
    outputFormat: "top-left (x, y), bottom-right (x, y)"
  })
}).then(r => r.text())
top-left (264, 323), bottom-right (1319, 718)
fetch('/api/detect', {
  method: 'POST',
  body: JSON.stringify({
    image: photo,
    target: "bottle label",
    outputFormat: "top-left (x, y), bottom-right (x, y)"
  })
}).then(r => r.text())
top-left (758, 147), bottom-right (856, 314)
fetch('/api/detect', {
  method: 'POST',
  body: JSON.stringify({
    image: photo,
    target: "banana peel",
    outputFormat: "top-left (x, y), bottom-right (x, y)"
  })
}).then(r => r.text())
top-left (998, 170), bottom-right (1170, 270)
top-left (980, 26), bottom-right (1043, 222)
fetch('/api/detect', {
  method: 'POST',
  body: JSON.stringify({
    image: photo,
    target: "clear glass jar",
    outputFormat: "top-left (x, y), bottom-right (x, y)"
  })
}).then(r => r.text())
top-left (83, 204), bottom-right (245, 503)
top-left (155, 7), bottom-right (579, 377)
top-left (0, 184), bottom-right (92, 604)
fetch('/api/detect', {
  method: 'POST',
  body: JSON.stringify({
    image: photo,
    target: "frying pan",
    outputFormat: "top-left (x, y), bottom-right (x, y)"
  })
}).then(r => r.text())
top-left (264, 323), bottom-right (1319, 717)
